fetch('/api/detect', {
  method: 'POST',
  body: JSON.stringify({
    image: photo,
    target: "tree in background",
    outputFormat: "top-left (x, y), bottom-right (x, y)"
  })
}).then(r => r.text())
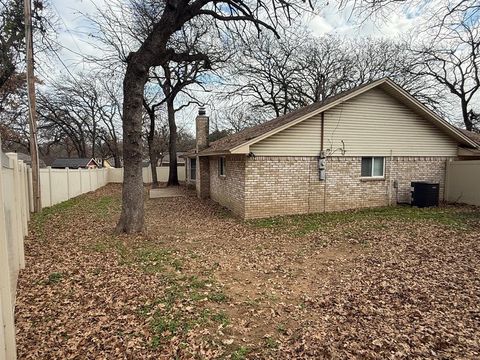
top-left (340, 0), bottom-right (479, 131)
top-left (113, 0), bottom-right (313, 233)
top-left (223, 31), bottom-right (437, 130)
top-left (411, 3), bottom-right (479, 131)
top-left (86, 1), bottom-right (218, 188)
top-left (37, 73), bottom-right (122, 164)
top-left (0, 0), bottom-right (53, 152)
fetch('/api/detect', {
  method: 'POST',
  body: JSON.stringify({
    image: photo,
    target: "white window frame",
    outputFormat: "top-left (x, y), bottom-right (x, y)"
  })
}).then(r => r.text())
top-left (219, 156), bottom-right (226, 177)
top-left (361, 156), bottom-right (385, 178)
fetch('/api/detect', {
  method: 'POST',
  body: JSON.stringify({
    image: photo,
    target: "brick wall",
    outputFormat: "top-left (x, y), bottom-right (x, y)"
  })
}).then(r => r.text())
top-left (209, 155), bottom-right (246, 217)
top-left (241, 156), bottom-right (451, 219)
top-left (196, 156), bottom-right (210, 199)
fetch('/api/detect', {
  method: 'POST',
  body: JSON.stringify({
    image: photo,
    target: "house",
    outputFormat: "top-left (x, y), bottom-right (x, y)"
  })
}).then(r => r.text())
top-left (143, 154), bottom-right (186, 168)
top-left (16, 153), bottom-right (47, 168)
top-left (51, 158), bottom-right (100, 169)
top-left (159, 153), bottom-right (186, 167)
top-left (185, 78), bottom-right (480, 219)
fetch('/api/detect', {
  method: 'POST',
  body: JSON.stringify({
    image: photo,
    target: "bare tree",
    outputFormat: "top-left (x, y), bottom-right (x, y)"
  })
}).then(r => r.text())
top-left (223, 31), bottom-right (435, 128)
top-left (37, 73), bottom-right (123, 162)
top-left (111, 0), bottom-right (313, 233)
top-left (340, 0), bottom-right (480, 130)
top-left (411, 14), bottom-right (479, 130)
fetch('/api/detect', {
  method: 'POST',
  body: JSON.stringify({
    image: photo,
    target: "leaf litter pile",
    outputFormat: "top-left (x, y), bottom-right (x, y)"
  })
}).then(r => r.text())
top-left (16, 184), bottom-right (480, 359)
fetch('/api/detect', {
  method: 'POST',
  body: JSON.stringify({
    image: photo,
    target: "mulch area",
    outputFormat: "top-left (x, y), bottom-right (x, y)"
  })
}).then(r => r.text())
top-left (15, 184), bottom-right (480, 359)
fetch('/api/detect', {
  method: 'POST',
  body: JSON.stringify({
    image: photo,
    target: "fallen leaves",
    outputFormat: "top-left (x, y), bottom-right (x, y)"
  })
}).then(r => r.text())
top-left (15, 184), bottom-right (480, 359)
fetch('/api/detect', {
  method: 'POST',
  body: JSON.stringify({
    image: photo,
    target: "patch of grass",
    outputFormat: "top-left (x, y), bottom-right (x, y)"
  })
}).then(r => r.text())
top-left (250, 205), bottom-right (479, 236)
top-left (264, 336), bottom-right (278, 349)
top-left (187, 275), bottom-right (209, 289)
top-left (231, 346), bottom-right (249, 360)
top-left (211, 310), bottom-right (229, 326)
top-left (151, 314), bottom-right (182, 335)
top-left (276, 323), bottom-right (287, 335)
top-left (45, 272), bottom-right (63, 285)
top-left (208, 291), bottom-right (228, 303)
top-left (90, 242), bottom-right (109, 253)
top-left (135, 247), bottom-right (183, 273)
top-left (150, 335), bottom-right (161, 349)
top-left (32, 197), bottom-right (81, 235)
top-left (137, 248), bottom-right (171, 273)
top-left (91, 196), bottom-right (118, 217)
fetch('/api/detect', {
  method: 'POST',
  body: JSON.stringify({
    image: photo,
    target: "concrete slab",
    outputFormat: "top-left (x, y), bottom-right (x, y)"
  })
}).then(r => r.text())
top-left (149, 186), bottom-right (186, 198)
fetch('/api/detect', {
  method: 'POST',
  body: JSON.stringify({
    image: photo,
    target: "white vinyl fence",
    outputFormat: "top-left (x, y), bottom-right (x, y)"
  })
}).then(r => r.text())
top-left (445, 160), bottom-right (480, 206)
top-left (40, 167), bottom-right (107, 208)
top-left (0, 152), bottom-right (29, 360)
top-left (0, 151), bottom-right (108, 360)
top-left (108, 165), bottom-right (186, 183)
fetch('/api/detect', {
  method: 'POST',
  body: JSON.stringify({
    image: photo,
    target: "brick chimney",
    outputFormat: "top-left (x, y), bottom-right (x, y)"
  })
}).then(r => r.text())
top-left (196, 106), bottom-right (209, 152)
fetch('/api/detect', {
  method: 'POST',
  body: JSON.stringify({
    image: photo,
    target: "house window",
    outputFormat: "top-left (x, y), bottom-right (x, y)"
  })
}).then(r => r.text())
top-left (361, 157), bottom-right (385, 177)
top-left (219, 157), bottom-right (226, 176)
top-left (190, 158), bottom-right (196, 180)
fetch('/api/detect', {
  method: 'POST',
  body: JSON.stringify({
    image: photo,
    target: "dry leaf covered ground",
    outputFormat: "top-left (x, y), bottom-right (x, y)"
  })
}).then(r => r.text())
top-left (15, 184), bottom-right (480, 359)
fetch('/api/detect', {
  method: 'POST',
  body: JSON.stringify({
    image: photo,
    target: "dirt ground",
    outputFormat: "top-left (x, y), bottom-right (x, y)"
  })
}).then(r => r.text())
top-left (15, 184), bottom-right (480, 359)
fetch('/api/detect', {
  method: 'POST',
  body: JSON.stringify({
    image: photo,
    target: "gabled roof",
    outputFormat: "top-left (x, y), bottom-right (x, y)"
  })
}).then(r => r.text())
top-left (51, 158), bottom-right (99, 168)
top-left (197, 78), bottom-right (478, 155)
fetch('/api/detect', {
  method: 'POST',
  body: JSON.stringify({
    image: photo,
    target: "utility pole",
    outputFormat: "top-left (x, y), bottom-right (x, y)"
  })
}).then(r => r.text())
top-left (24, 0), bottom-right (41, 212)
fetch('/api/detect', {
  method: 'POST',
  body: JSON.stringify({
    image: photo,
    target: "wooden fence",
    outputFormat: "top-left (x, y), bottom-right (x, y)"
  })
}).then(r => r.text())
top-left (445, 160), bottom-right (480, 206)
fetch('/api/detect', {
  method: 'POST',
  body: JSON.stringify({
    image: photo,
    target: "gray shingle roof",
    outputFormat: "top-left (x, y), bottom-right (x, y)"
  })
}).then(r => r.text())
top-left (51, 158), bottom-right (98, 168)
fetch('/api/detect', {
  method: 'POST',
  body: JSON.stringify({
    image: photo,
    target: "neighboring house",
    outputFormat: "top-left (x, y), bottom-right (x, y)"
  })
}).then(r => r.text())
top-left (16, 153), bottom-right (47, 168)
top-left (185, 78), bottom-right (480, 219)
top-left (103, 159), bottom-right (114, 168)
top-left (159, 153), bottom-right (186, 167)
top-left (51, 158), bottom-right (100, 169)
top-left (143, 154), bottom-right (186, 168)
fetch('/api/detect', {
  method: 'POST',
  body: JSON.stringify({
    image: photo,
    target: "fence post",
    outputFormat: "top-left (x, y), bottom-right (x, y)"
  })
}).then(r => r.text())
top-left (18, 162), bottom-right (28, 236)
top-left (48, 166), bottom-right (53, 206)
top-left (23, 163), bottom-right (30, 223)
top-left (28, 167), bottom-right (34, 212)
top-left (7, 154), bottom-right (25, 270)
top-left (79, 168), bottom-right (83, 194)
top-left (0, 150), bottom-right (17, 360)
top-left (66, 167), bottom-right (70, 200)
top-left (88, 168), bottom-right (92, 191)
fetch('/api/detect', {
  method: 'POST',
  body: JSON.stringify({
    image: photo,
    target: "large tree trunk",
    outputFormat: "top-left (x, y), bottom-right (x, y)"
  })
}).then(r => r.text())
top-left (461, 99), bottom-right (472, 131)
top-left (115, 61), bottom-right (148, 234)
top-left (167, 99), bottom-right (179, 186)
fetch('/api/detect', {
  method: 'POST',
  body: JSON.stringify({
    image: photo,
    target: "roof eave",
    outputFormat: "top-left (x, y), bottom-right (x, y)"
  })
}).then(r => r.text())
top-left (228, 78), bottom-right (479, 152)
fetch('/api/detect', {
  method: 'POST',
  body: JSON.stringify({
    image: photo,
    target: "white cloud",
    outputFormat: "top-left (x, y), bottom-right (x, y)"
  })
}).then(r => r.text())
top-left (307, 1), bottom-right (431, 39)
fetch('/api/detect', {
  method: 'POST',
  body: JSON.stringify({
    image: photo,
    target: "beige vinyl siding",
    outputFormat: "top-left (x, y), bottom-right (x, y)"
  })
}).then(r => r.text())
top-left (250, 88), bottom-right (459, 157)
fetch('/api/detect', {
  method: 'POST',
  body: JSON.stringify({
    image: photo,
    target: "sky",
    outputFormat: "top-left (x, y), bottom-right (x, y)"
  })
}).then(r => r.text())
top-left (47, 0), bottom-right (430, 74)
top-left (41, 0), bottom-right (477, 132)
